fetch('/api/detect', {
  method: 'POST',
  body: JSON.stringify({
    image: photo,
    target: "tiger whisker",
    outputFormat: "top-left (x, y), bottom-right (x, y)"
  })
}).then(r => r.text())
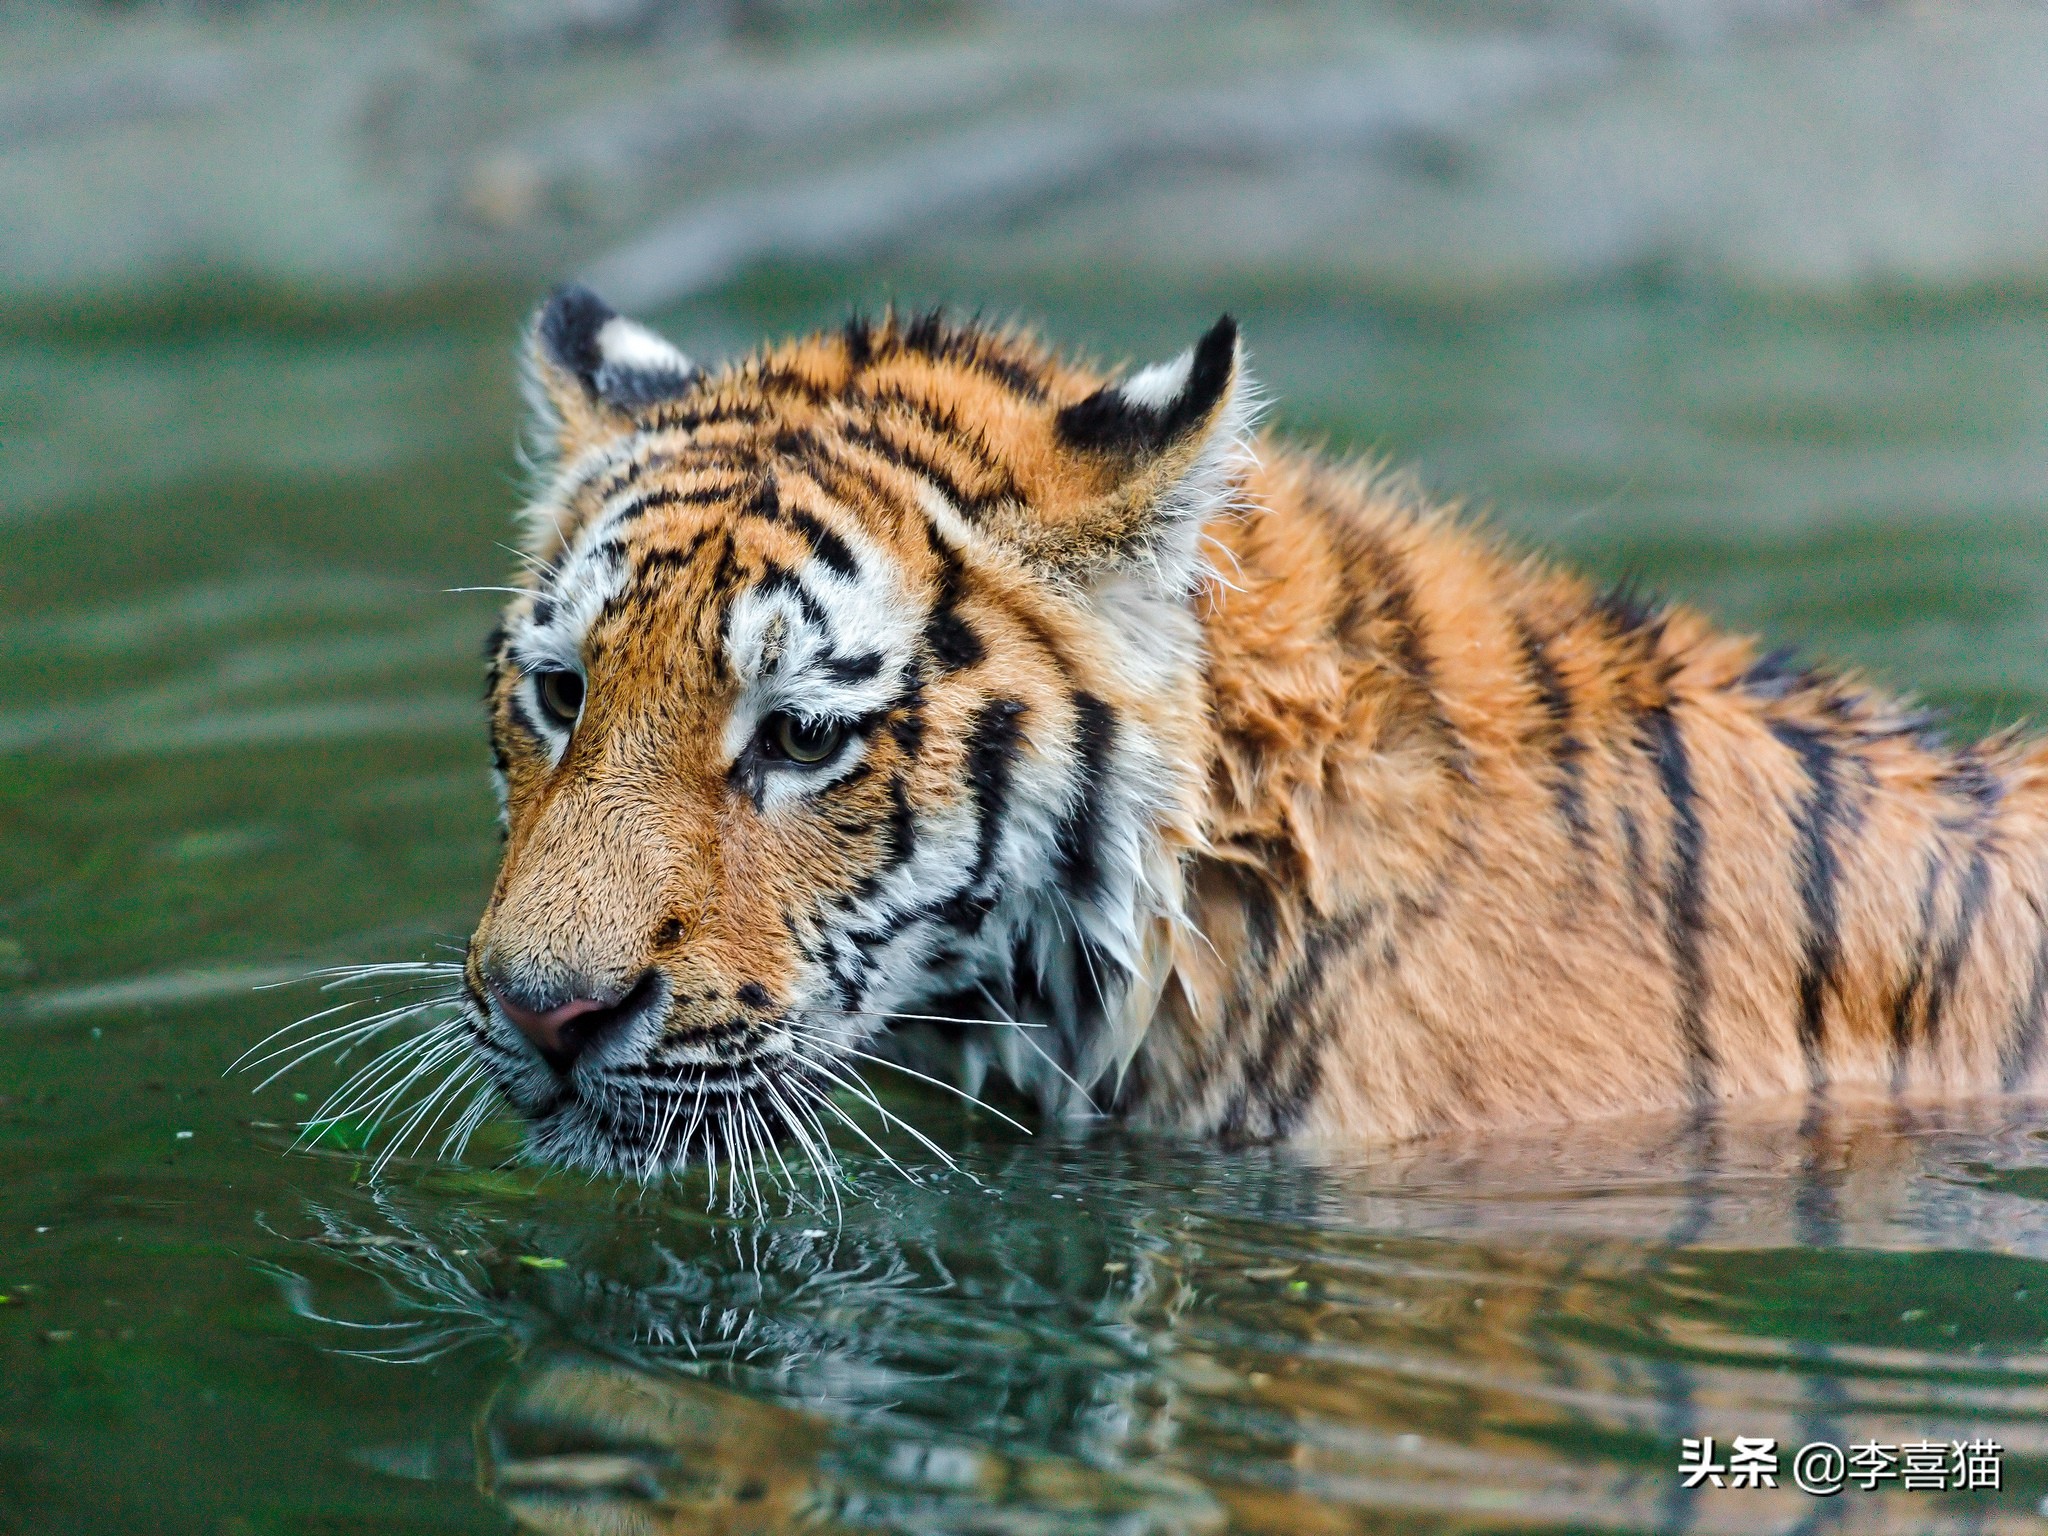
top-left (638, 1085), bottom-right (683, 1185)
top-left (257, 960), bottom-right (464, 992)
top-left (240, 995), bottom-right (462, 1089)
top-left (294, 1026), bottom-right (465, 1150)
top-left (321, 1037), bottom-right (466, 1152)
top-left (746, 1095), bottom-right (807, 1213)
top-left (292, 1032), bottom-right (454, 1144)
top-left (720, 1115), bottom-right (749, 1216)
top-left (371, 1059), bottom-right (478, 1177)
top-left (790, 1075), bottom-right (921, 1189)
top-left (797, 1003), bottom-right (1044, 1031)
top-left (976, 981), bottom-right (1101, 1114)
top-left (496, 540), bottom-right (561, 581)
top-left (396, 1057), bottom-right (488, 1165)
top-left (409, 1062), bottom-right (487, 1161)
top-left (438, 1082), bottom-right (499, 1163)
top-left (229, 993), bottom-right (391, 1070)
top-left (786, 1043), bottom-right (965, 1180)
top-left (787, 1017), bottom-right (1031, 1134)
top-left (763, 1074), bottom-right (842, 1221)
top-left (739, 1104), bottom-right (776, 1215)
top-left (229, 974), bottom-right (463, 1069)
top-left (678, 1075), bottom-right (712, 1176)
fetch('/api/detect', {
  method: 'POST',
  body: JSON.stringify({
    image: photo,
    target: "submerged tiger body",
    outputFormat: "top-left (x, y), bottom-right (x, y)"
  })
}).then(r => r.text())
top-left (461, 285), bottom-right (2048, 1176)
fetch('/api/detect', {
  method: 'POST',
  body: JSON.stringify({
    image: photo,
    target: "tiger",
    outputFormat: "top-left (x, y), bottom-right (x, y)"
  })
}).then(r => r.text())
top-left (460, 281), bottom-right (2048, 1179)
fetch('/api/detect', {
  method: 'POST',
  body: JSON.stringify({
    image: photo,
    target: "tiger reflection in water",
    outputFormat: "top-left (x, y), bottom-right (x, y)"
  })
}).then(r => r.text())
top-left (280, 1103), bottom-right (2048, 1536)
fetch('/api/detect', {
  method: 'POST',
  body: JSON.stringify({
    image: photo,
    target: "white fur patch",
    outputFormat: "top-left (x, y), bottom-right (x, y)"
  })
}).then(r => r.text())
top-left (1130, 359), bottom-right (1263, 601)
top-left (720, 524), bottom-right (918, 811)
top-left (1117, 350), bottom-right (1194, 411)
top-left (595, 316), bottom-right (692, 376)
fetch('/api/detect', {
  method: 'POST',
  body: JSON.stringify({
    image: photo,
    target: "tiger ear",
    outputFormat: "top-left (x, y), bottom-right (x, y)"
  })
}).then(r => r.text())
top-left (523, 284), bottom-right (698, 464)
top-left (1020, 316), bottom-right (1251, 597)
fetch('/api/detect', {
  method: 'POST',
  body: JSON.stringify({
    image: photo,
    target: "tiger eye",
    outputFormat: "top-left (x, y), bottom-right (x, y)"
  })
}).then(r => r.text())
top-left (535, 668), bottom-right (584, 728)
top-left (772, 713), bottom-right (844, 765)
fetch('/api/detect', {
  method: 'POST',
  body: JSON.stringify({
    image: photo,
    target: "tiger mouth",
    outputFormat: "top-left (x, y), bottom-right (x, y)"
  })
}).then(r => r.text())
top-left (459, 985), bottom-right (834, 1179)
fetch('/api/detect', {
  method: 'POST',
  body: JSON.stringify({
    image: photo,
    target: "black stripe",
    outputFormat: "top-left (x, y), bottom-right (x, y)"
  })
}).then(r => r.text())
top-left (1515, 618), bottom-right (1592, 860)
top-left (743, 473), bottom-right (780, 523)
top-left (2001, 929), bottom-right (2048, 1090)
top-left (896, 310), bottom-right (1048, 402)
top-left (482, 619), bottom-right (509, 675)
top-left (1217, 906), bottom-right (1378, 1143)
top-left (866, 386), bottom-right (1008, 474)
top-left (611, 483), bottom-right (736, 525)
top-left (923, 527), bottom-right (985, 672)
top-left (1770, 720), bottom-right (1847, 1088)
top-left (634, 529), bottom-right (713, 580)
top-left (827, 760), bottom-right (874, 797)
top-left (1238, 863), bottom-right (1283, 974)
top-left (1618, 804), bottom-right (1651, 917)
top-left (1644, 703), bottom-right (1717, 1104)
top-left (1592, 580), bottom-right (1665, 646)
top-left (889, 659), bottom-right (926, 760)
top-left (848, 391), bottom-right (1022, 512)
top-left (752, 366), bottom-right (831, 405)
top-left (706, 529), bottom-right (742, 676)
top-left (1920, 751), bottom-right (2005, 1054)
top-left (935, 698), bottom-right (1028, 931)
top-left (756, 562), bottom-right (827, 631)
top-left (1052, 693), bottom-right (1118, 904)
top-left (1173, 848), bottom-right (1290, 1112)
top-left (882, 773), bottom-right (916, 873)
top-left (819, 650), bottom-right (884, 684)
top-left (786, 506), bottom-right (858, 579)
top-left (1921, 846), bottom-right (1992, 1055)
top-left (1887, 853), bottom-right (1944, 1084)
top-left (707, 528), bottom-right (741, 596)
top-left (842, 315), bottom-right (873, 372)
top-left (505, 693), bottom-right (546, 746)
top-left (658, 401), bottom-right (769, 433)
top-left (581, 453), bottom-right (646, 508)
top-left (1890, 758), bottom-right (2002, 1083)
top-left (1355, 531), bottom-right (1468, 776)
top-left (841, 422), bottom-right (995, 518)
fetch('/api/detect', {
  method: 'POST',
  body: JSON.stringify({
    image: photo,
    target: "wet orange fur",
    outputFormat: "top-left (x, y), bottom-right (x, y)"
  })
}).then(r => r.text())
top-left (472, 303), bottom-right (2048, 1159)
top-left (1149, 455), bottom-right (2048, 1142)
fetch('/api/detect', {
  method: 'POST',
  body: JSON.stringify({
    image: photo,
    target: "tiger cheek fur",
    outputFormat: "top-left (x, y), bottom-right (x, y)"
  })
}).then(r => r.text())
top-left (462, 284), bottom-right (2048, 1181)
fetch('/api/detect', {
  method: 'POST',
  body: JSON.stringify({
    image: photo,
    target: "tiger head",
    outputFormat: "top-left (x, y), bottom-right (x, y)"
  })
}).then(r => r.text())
top-left (462, 287), bottom-right (1251, 1176)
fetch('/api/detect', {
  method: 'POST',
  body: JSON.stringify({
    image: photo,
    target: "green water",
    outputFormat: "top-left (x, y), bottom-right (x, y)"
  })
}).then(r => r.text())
top-left (7, 279), bottom-right (2048, 1534)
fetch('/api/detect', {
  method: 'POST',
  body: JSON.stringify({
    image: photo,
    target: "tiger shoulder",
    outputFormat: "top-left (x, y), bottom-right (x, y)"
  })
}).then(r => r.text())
top-left (452, 288), bottom-right (2048, 1177)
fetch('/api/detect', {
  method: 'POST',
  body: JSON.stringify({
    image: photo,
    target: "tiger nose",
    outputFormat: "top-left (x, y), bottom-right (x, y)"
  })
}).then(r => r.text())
top-left (485, 971), bottom-right (655, 1074)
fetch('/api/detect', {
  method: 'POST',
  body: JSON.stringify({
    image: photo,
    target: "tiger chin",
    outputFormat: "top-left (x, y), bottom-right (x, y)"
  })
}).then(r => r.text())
top-left (459, 282), bottom-right (2048, 1180)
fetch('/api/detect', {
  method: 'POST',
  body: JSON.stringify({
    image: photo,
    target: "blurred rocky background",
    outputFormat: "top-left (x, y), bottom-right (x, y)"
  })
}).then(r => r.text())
top-left (8, 0), bottom-right (2048, 315)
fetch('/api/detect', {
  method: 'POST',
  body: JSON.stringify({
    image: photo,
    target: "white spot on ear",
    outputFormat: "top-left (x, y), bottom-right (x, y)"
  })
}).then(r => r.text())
top-left (1117, 357), bottom-right (1262, 601)
top-left (596, 316), bottom-right (692, 375)
top-left (1117, 350), bottom-right (1194, 411)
